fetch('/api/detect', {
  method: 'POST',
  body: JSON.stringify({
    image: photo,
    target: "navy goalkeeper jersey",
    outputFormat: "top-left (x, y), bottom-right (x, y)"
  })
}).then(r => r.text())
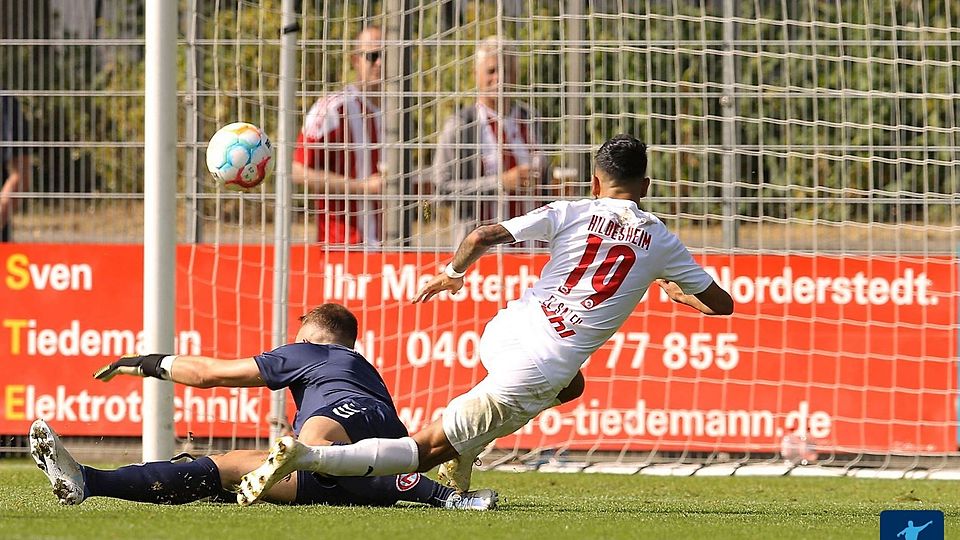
top-left (254, 342), bottom-right (398, 434)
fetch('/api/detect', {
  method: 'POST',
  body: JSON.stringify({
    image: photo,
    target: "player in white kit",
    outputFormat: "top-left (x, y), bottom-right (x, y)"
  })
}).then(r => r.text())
top-left (237, 134), bottom-right (734, 505)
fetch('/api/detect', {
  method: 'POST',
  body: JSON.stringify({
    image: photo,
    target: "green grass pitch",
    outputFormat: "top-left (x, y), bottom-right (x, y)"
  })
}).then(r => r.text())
top-left (2, 461), bottom-right (959, 539)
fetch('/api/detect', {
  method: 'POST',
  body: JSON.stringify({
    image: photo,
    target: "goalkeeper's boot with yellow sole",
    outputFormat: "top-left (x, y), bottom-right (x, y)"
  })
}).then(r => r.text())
top-left (237, 436), bottom-right (304, 506)
top-left (29, 419), bottom-right (86, 505)
top-left (443, 488), bottom-right (499, 510)
top-left (437, 447), bottom-right (481, 493)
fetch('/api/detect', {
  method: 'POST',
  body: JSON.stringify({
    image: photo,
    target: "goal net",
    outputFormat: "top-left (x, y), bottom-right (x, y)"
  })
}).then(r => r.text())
top-left (1, 0), bottom-right (957, 472)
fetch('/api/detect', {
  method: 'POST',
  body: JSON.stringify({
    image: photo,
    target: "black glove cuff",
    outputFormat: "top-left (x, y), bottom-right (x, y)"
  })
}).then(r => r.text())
top-left (139, 354), bottom-right (169, 378)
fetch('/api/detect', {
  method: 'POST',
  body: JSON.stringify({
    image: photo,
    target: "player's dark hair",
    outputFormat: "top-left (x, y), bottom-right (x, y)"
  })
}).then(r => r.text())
top-left (300, 303), bottom-right (358, 344)
top-left (594, 134), bottom-right (648, 185)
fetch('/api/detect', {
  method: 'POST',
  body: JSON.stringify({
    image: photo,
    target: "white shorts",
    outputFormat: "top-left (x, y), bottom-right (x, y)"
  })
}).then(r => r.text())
top-left (441, 314), bottom-right (565, 455)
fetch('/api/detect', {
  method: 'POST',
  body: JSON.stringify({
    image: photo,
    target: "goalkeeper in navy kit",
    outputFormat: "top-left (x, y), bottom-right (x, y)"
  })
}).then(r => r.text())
top-left (29, 303), bottom-right (496, 510)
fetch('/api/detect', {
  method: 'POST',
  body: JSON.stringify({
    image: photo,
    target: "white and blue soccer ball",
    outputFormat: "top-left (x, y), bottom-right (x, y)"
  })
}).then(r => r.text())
top-left (205, 122), bottom-right (273, 190)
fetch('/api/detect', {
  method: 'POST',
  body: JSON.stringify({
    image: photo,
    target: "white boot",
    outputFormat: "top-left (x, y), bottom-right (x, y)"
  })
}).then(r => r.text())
top-left (29, 419), bottom-right (86, 505)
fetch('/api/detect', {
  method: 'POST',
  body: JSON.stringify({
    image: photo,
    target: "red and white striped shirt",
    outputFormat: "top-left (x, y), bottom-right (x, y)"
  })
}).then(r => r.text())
top-left (294, 85), bottom-right (382, 245)
top-left (476, 102), bottom-right (539, 221)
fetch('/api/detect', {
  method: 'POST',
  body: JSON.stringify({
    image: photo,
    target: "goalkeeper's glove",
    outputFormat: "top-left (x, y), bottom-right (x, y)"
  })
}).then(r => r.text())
top-left (94, 354), bottom-right (171, 382)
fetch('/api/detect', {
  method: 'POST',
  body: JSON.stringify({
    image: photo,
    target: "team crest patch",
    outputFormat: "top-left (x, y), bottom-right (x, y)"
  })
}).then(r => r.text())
top-left (396, 473), bottom-right (421, 491)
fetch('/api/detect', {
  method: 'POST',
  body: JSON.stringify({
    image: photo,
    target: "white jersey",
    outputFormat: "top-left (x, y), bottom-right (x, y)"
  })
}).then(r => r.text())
top-left (495, 198), bottom-right (714, 386)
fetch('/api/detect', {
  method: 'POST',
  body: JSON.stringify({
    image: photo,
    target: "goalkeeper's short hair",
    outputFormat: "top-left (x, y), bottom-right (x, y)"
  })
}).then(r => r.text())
top-left (300, 303), bottom-right (359, 344)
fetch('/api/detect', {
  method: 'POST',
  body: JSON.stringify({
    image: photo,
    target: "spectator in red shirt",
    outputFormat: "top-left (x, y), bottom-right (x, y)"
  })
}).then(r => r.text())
top-left (293, 26), bottom-right (384, 245)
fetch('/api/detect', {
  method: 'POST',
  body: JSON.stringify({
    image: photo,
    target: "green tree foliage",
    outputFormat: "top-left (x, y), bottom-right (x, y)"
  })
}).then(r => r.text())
top-left (4, 0), bottom-right (957, 224)
top-left (0, 0), bottom-right (102, 194)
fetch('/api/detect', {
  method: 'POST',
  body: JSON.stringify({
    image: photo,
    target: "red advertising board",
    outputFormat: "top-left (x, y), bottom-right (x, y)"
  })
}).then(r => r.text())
top-left (0, 244), bottom-right (955, 453)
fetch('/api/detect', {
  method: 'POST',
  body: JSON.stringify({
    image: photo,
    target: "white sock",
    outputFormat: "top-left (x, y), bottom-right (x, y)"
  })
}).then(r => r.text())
top-left (296, 437), bottom-right (419, 476)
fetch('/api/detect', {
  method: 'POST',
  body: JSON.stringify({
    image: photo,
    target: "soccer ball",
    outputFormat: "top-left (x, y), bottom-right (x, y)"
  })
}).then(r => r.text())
top-left (205, 122), bottom-right (273, 190)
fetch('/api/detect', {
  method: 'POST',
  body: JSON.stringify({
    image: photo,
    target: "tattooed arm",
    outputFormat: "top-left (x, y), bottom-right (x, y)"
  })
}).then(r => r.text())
top-left (413, 224), bottom-right (516, 304)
